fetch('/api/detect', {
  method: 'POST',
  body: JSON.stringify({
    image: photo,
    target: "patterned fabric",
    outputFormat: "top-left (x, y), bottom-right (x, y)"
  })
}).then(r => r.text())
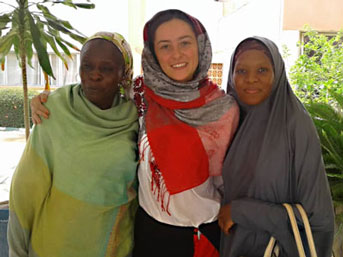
top-left (86, 32), bottom-right (133, 94)
top-left (8, 84), bottom-right (139, 257)
top-left (136, 9), bottom-right (239, 213)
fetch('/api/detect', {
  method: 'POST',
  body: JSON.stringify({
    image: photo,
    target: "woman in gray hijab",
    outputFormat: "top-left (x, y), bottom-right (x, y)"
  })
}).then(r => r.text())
top-left (218, 37), bottom-right (334, 257)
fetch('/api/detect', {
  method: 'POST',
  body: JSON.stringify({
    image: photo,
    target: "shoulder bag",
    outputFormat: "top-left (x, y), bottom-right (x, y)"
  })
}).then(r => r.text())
top-left (264, 203), bottom-right (317, 257)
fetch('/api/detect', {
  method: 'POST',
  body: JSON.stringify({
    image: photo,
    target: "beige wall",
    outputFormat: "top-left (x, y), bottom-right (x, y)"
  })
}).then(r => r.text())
top-left (283, 0), bottom-right (343, 31)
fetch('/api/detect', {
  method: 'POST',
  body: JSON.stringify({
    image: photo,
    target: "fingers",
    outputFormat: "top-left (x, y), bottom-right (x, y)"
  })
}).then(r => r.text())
top-left (223, 226), bottom-right (230, 235)
top-left (218, 204), bottom-right (234, 235)
top-left (35, 109), bottom-right (49, 119)
top-left (218, 217), bottom-right (231, 235)
top-left (32, 113), bottom-right (42, 125)
top-left (30, 92), bottom-right (51, 124)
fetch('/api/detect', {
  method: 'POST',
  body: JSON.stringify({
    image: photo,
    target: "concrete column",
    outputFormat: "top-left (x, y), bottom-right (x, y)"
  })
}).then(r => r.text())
top-left (128, 0), bottom-right (147, 77)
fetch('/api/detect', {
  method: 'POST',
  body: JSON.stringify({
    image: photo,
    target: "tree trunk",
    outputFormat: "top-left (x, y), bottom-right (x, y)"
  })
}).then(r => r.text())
top-left (20, 53), bottom-right (30, 140)
top-left (18, 0), bottom-right (30, 140)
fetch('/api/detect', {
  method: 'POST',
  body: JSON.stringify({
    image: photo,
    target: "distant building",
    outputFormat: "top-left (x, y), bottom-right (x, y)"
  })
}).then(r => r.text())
top-left (0, 52), bottom-right (79, 88)
top-left (1, 0), bottom-right (342, 89)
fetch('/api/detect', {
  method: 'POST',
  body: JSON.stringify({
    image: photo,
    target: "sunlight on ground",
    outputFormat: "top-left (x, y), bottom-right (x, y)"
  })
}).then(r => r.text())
top-left (0, 129), bottom-right (26, 202)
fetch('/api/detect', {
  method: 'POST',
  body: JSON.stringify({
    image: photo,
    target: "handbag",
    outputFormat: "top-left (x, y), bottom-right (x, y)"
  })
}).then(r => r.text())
top-left (264, 203), bottom-right (317, 257)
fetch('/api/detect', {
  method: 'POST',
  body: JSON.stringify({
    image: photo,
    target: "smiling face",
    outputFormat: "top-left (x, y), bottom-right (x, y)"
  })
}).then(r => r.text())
top-left (233, 49), bottom-right (274, 106)
top-left (80, 39), bottom-right (124, 109)
top-left (153, 18), bottom-right (199, 82)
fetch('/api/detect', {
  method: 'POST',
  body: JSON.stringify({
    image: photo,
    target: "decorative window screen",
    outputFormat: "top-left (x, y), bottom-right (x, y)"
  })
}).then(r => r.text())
top-left (208, 63), bottom-right (223, 87)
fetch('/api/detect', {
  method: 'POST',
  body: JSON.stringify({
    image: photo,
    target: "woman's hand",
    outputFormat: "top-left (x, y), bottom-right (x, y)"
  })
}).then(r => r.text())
top-left (218, 204), bottom-right (234, 235)
top-left (31, 91), bottom-right (50, 124)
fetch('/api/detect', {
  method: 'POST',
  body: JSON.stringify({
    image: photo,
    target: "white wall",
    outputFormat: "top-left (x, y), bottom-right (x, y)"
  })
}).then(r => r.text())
top-left (211, 0), bottom-right (300, 87)
top-left (0, 0), bottom-right (302, 88)
top-left (128, 0), bottom-right (300, 88)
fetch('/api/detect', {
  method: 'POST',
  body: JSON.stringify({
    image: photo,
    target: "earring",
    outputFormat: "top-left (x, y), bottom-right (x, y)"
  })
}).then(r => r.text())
top-left (119, 84), bottom-right (125, 98)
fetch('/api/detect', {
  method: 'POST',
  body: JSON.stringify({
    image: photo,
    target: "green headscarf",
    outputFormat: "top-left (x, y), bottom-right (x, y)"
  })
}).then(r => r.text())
top-left (85, 32), bottom-right (133, 98)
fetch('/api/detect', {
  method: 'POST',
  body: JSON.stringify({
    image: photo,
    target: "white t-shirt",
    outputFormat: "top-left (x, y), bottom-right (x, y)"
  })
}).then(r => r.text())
top-left (137, 133), bottom-right (223, 228)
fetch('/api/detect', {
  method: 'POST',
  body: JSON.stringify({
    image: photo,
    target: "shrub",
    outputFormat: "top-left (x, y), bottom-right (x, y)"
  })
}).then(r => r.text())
top-left (290, 28), bottom-right (343, 104)
top-left (0, 87), bottom-right (41, 128)
top-left (291, 30), bottom-right (343, 255)
top-left (306, 90), bottom-right (343, 194)
top-left (290, 27), bottom-right (343, 192)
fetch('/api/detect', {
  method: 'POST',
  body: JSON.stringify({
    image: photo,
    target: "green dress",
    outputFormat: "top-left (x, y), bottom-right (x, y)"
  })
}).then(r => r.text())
top-left (8, 84), bottom-right (139, 257)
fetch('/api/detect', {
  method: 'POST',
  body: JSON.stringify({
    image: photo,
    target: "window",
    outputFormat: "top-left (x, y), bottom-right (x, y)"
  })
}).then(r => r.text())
top-left (7, 54), bottom-right (21, 86)
top-left (300, 31), bottom-right (342, 57)
top-left (0, 57), bottom-right (6, 85)
top-left (27, 55), bottom-right (41, 86)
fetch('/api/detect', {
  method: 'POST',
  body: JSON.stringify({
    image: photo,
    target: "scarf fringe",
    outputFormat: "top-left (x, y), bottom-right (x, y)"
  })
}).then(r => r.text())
top-left (139, 137), bottom-right (171, 215)
top-left (149, 157), bottom-right (171, 216)
top-left (139, 139), bottom-right (150, 162)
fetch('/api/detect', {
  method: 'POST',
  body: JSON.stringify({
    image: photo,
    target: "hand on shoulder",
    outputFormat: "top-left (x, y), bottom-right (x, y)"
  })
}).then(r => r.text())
top-left (31, 90), bottom-right (50, 124)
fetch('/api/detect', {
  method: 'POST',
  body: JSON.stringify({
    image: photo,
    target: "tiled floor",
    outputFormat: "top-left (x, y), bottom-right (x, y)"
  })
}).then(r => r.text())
top-left (0, 128), bottom-right (26, 202)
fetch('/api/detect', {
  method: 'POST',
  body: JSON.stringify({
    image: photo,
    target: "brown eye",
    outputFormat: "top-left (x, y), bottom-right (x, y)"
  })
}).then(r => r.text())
top-left (160, 44), bottom-right (170, 50)
top-left (81, 64), bottom-right (92, 71)
top-left (235, 69), bottom-right (246, 74)
top-left (100, 66), bottom-right (114, 73)
top-left (180, 41), bottom-right (191, 47)
top-left (258, 68), bottom-right (268, 73)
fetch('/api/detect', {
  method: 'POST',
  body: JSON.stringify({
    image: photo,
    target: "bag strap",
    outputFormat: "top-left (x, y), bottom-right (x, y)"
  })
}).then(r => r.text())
top-left (264, 203), bottom-right (318, 257)
top-left (283, 203), bottom-right (306, 256)
top-left (264, 236), bottom-right (279, 257)
top-left (295, 204), bottom-right (318, 257)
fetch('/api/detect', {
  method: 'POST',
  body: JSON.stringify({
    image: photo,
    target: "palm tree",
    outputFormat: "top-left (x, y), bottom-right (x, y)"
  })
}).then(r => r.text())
top-left (0, 0), bottom-right (95, 140)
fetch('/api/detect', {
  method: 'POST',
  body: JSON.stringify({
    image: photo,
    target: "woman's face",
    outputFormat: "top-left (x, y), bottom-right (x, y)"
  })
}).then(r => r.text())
top-left (154, 18), bottom-right (199, 82)
top-left (233, 49), bottom-right (274, 106)
top-left (80, 39), bottom-right (124, 109)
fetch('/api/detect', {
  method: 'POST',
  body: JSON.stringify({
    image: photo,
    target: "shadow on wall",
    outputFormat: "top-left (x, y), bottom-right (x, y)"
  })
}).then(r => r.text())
top-left (0, 201), bottom-right (9, 257)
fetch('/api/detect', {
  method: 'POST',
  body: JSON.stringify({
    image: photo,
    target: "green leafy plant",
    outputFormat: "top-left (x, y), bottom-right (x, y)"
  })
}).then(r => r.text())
top-left (305, 91), bottom-right (343, 257)
top-left (290, 27), bottom-right (343, 255)
top-left (306, 91), bottom-right (343, 179)
top-left (290, 27), bottom-right (343, 105)
top-left (0, 0), bottom-right (95, 140)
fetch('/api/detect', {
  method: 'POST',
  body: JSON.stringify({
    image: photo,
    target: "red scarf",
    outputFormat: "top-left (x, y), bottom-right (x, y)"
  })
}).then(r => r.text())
top-left (145, 81), bottom-right (218, 195)
top-left (134, 76), bottom-right (238, 214)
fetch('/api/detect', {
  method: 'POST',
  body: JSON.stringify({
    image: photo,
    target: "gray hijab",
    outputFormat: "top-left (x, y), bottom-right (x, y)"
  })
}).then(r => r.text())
top-left (141, 9), bottom-right (236, 126)
top-left (142, 9), bottom-right (212, 102)
top-left (221, 37), bottom-right (334, 257)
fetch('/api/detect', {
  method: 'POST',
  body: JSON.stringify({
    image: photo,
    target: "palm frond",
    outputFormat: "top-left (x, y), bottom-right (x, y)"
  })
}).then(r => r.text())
top-left (306, 90), bottom-right (343, 179)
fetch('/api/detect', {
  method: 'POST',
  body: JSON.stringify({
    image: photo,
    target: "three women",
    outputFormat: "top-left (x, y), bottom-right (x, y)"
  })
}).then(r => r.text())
top-left (26, 10), bottom-right (335, 257)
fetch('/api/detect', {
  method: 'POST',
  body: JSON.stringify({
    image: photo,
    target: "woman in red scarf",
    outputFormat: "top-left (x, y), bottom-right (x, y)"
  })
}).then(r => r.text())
top-left (131, 9), bottom-right (238, 257)
top-left (30, 9), bottom-right (239, 257)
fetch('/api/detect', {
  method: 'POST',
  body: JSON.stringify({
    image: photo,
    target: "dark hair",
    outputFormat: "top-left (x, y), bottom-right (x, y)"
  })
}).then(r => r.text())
top-left (146, 9), bottom-right (199, 60)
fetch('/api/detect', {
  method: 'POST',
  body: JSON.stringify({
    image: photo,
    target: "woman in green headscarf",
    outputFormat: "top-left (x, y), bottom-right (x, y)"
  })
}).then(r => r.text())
top-left (8, 32), bottom-right (138, 257)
